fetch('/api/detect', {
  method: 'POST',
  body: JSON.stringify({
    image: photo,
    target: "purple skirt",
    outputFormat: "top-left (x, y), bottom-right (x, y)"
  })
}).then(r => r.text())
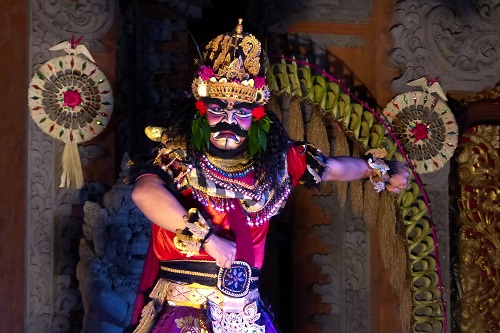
top-left (152, 302), bottom-right (277, 333)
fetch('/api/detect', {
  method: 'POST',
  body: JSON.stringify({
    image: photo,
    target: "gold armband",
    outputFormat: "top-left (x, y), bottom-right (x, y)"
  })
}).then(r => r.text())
top-left (173, 208), bottom-right (213, 257)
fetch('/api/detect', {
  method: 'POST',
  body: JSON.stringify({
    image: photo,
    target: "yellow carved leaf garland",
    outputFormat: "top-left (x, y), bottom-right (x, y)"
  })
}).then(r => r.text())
top-left (268, 57), bottom-right (446, 333)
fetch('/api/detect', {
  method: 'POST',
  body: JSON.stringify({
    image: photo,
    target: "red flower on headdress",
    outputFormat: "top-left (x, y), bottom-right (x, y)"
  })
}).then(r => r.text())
top-left (252, 106), bottom-right (266, 120)
top-left (63, 89), bottom-right (83, 110)
top-left (195, 100), bottom-right (207, 115)
top-left (254, 77), bottom-right (266, 88)
top-left (198, 66), bottom-right (215, 81)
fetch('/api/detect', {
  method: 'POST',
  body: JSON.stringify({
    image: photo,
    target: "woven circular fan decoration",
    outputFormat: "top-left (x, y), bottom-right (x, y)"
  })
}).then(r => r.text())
top-left (28, 40), bottom-right (113, 188)
top-left (29, 54), bottom-right (113, 144)
top-left (382, 90), bottom-right (458, 173)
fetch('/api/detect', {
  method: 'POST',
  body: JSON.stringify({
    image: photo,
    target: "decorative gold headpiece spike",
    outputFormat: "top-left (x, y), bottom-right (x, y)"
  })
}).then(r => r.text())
top-left (192, 18), bottom-right (269, 105)
top-left (235, 18), bottom-right (243, 38)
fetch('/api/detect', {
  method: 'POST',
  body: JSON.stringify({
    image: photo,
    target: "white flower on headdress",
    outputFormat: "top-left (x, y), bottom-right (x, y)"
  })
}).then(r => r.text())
top-left (219, 78), bottom-right (227, 83)
top-left (198, 83), bottom-right (207, 97)
top-left (242, 79), bottom-right (255, 87)
top-left (209, 77), bottom-right (217, 82)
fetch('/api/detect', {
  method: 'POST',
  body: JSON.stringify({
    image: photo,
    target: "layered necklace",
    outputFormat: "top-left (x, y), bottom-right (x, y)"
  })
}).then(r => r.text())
top-left (187, 153), bottom-right (291, 227)
top-left (202, 153), bottom-right (255, 179)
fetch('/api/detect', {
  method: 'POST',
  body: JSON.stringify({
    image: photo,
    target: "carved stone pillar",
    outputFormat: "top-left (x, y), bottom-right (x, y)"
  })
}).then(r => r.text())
top-left (27, 1), bottom-right (116, 332)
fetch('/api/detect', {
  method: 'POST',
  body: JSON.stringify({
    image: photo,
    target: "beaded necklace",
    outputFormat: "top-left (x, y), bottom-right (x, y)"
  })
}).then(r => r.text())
top-left (186, 154), bottom-right (292, 227)
top-left (201, 154), bottom-right (254, 179)
top-left (152, 146), bottom-right (294, 226)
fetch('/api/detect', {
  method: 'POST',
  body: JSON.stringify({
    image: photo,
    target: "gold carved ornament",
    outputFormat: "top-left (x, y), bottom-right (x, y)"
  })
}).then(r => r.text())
top-left (455, 125), bottom-right (500, 333)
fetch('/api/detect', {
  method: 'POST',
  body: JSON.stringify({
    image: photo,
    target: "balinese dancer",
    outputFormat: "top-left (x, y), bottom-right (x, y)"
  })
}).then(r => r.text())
top-left (128, 19), bottom-right (409, 333)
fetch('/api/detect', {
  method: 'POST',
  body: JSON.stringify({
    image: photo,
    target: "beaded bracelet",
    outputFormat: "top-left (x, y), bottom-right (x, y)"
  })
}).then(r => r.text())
top-left (200, 228), bottom-right (214, 248)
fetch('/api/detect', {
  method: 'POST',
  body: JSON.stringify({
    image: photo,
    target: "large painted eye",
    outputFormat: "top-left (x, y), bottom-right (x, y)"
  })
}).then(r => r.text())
top-left (208, 106), bottom-right (224, 114)
top-left (234, 109), bottom-right (252, 118)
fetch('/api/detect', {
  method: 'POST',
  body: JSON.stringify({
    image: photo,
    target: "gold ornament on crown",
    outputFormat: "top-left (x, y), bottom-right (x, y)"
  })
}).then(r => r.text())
top-left (191, 19), bottom-right (270, 105)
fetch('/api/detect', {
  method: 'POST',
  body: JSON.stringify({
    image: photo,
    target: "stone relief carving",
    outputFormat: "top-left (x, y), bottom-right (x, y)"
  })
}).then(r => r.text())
top-left (390, 0), bottom-right (500, 93)
top-left (78, 157), bottom-right (150, 333)
top-left (27, 0), bottom-right (115, 331)
top-left (256, 0), bottom-right (373, 33)
top-left (344, 217), bottom-right (368, 333)
top-left (28, 15), bottom-right (62, 332)
top-left (115, 1), bottom-right (200, 159)
top-left (311, 192), bottom-right (369, 333)
top-left (31, 0), bottom-right (115, 42)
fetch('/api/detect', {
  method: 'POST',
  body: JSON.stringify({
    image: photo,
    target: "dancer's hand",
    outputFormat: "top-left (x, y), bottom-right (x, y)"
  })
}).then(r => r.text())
top-left (385, 161), bottom-right (411, 194)
top-left (203, 234), bottom-right (237, 268)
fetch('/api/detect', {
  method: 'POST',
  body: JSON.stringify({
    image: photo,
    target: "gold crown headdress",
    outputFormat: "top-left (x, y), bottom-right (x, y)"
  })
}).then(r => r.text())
top-left (191, 19), bottom-right (270, 105)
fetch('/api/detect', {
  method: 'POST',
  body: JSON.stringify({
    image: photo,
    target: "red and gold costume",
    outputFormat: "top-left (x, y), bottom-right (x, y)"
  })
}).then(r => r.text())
top-left (130, 143), bottom-right (326, 333)
top-left (129, 19), bottom-right (327, 333)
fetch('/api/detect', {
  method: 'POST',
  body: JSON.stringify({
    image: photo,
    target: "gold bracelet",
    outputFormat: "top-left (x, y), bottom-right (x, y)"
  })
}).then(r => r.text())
top-left (173, 208), bottom-right (212, 257)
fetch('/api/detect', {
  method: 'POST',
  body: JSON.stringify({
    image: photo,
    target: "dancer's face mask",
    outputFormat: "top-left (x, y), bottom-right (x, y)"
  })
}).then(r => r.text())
top-left (205, 99), bottom-right (256, 150)
top-left (189, 19), bottom-right (271, 156)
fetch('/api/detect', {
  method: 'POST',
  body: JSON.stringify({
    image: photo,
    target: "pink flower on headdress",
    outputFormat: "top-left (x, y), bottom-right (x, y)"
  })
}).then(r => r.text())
top-left (254, 77), bottom-right (266, 88)
top-left (252, 106), bottom-right (266, 120)
top-left (195, 100), bottom-right (207, 115)
top-left (198, 66), bottom-right (215, 81)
